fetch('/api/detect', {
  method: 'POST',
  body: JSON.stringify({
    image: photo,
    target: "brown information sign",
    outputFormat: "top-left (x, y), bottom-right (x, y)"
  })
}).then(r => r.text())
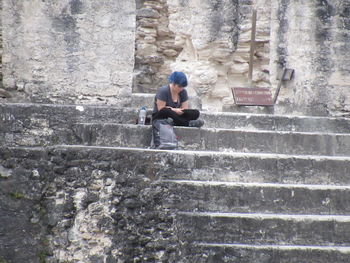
top-left (232, 87), bottom-right (274, 106)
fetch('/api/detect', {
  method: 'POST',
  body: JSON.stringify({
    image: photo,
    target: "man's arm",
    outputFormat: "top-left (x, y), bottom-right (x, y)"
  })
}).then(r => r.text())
top-left (156, 99), bottom-right (167, 111)
top-left (157, 98), bottom-right (184, 115)
top-left (180, 101), bottom-right (189, 110)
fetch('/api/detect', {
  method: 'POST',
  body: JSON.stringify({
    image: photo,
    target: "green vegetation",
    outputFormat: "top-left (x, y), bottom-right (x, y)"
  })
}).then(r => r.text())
top-left (39, 206), bottom-right (47, 217)
top-left (0, 256), bottom-right (8, 263)
top-left (9, 192), bottom-right (25, 199)
top-left (39, 251), bottom-right (50, 263)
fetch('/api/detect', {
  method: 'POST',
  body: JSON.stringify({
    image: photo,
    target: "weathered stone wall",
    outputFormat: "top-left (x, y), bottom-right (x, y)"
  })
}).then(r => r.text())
top-left (270, 0), bottom-right (350, 116)
top-left (218, 0), bottom-right (271, 109)
top-left (2, 0), bottom-right (350, 116)
top-left (167, 0), bottom-right (240, 109)
top-left (134, 0), bottom-right (350, 116)
top-left (0, 148), bottom-right (48, 263)
top-left (134, 0), bottom-right (272, 111)
top-left (133, 0), bottom-right (183, 93)
top-left (2, 0), bottom-right (135, 104)
top-left (0, 146), bottom-right (182, 263)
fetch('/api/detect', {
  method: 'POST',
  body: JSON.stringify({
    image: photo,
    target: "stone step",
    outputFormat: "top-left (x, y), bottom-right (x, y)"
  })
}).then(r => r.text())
top-left (200, 111), bottom-right (350, 133)
top-left (0, 103), bottom-right (138, 147)
top-left (0, 103), bottom-right (138, 127)
top-left (2, 145), bottom-right (350, 262)
top-left (177, 212), bottom-right (350, 246)
top-left (183, 243), bottom-right (350, 263)
top-left (160, 180), bottom-right (350, 215)
top-left (1, 103), bottom-right (350, 148)
top-left (73, 123), bottom-right (350, 156)
top-left (20, 145), bottom-right (350, 185)
top-left (1, 103), bottom-right (350, 142)
top-left (1, 97), bottom-right (349, 263)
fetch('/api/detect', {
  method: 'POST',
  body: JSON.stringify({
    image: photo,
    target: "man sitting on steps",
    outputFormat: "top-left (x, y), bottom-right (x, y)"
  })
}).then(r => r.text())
top-left (152, 71), bottom-right (204, 128)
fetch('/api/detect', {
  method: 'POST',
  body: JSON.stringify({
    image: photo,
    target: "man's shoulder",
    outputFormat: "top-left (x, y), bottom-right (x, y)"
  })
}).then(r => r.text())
top-left (180, 89), bottom-right (188, 99)
top-left (156, 85), bottom-right (169, 100)
top-left (158, 85), bottom-right (169, 93)
top-left (180, 89), bottom-right (188, 95)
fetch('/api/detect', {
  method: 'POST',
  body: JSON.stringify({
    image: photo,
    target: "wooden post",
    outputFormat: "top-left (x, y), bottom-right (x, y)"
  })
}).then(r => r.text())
top-left (248, 9), bottom-right (257, 87)
top-left (272, 68), bottom-right (287, 104)
top-left (272, 68), bottom-right (294, 104)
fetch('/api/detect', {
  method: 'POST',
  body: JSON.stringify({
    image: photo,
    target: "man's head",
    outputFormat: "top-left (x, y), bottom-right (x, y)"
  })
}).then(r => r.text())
top-left (168, 71), bottom-right (188, 88)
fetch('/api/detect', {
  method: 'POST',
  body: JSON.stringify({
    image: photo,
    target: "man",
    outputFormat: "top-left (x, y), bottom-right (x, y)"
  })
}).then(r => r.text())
top-left (152, 71), bottom-right (204, 127)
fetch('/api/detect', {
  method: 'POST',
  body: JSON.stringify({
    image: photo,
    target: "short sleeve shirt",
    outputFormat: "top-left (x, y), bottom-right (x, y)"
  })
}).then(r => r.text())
top-left (153, 85), bottom-right (188, 113)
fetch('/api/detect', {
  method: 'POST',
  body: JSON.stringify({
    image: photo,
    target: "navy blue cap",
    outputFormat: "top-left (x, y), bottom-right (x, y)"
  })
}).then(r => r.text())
top-left (168, 71), bottom-right (188, 87)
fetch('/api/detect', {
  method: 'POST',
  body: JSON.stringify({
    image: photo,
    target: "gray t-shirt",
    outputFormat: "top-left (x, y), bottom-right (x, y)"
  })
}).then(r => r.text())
top-left (153, 85), bottom-right (188, 113)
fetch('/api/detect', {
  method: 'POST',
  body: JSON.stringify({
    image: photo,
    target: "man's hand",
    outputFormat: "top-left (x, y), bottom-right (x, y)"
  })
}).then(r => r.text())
top-left (167, 107), bottom-right (184, 115)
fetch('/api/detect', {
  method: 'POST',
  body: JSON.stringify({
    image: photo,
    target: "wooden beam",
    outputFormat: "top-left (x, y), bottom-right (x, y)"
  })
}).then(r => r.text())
top-left (248, 9), bottom-right (257, 86)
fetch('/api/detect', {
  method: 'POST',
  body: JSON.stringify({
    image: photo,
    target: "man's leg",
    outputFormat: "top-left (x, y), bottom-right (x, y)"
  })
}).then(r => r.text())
top-left (181, 109), bottom-right (200, 121)
top-left (152, 108), bottom-right (189, 126)
top-left (182, 109), bottom-right (204, 127)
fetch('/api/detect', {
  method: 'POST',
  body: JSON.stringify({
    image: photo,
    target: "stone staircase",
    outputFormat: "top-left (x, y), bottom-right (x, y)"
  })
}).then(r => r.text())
top-left (1, 102), bottom-right (350, 262)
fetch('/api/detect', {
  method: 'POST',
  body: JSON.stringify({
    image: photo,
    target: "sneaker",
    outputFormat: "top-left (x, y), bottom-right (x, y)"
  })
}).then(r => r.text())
top-left (189, 119), bottom-right (204, 128)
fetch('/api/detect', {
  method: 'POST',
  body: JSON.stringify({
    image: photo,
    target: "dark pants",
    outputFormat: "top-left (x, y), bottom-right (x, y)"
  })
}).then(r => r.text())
top-left (152, 108), bottom-right (200, 126)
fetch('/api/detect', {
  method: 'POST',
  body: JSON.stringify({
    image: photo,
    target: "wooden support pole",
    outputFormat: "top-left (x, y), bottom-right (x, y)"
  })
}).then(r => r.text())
top-left (248, 9), bottom-right (257, 87)
top-left (273, 68), bottom-right (287, 104)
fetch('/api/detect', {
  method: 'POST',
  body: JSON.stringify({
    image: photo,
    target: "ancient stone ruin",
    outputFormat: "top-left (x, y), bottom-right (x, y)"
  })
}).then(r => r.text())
top-left (2, 0), bottom-right (350, 115)
top-left (1, 0), bottom-right (350, 262)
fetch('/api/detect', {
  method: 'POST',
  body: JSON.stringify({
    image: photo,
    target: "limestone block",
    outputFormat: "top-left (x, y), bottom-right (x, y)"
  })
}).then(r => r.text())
top-left (230, 63), bottom-right (249, 74)
top-left (159, 39), bottom-right (177, 50)
top-left (136, 55), bottom-right (164, 65)
top-left (190, 64), bottom-right (218, 95)
top-left (234, 51), bottom-right (251, 61)
top-left (144, 1), bottom-right (164, 11)
top-left (211, 84), bottom-right (231, 98)
top-left (233, 55), bottom-right (248, 63)
top-left (221, 25), bottom-right (234, 33)
top-left (137, 8), bottom-right (160, 19)
top-left (138, 27), bottom-right (158, 37)
top-left (157, 26), bottom-right (171, 37)
top-left (111, 71), bottom-right (133, 88)
top-left (255, 35), bottom-right (270, 43)
top-left (144, 36), bottom-right (157, 44)
top-left (162, 49), bottom-right (178, 57)
top-left (255, 51), bottom-right (269, 60)
top-left (239, 30), bottom-right (253, 42)
top-left (3, 0), bottom-right (136, 103)
top-left (260, 64), bottom-right (270, 74)
top-left (138, 75), bottom-right (153, 84)
top-left (138, 18), bottom-right (158, 28)
top-left (240, 23), bottom-right (252, 33)
top-left (253, 71), bottom-right (270, 83)
top-left (211, 48), bottom-right (234, 62)
top-left (136, 43), bottom-right (158, 57)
